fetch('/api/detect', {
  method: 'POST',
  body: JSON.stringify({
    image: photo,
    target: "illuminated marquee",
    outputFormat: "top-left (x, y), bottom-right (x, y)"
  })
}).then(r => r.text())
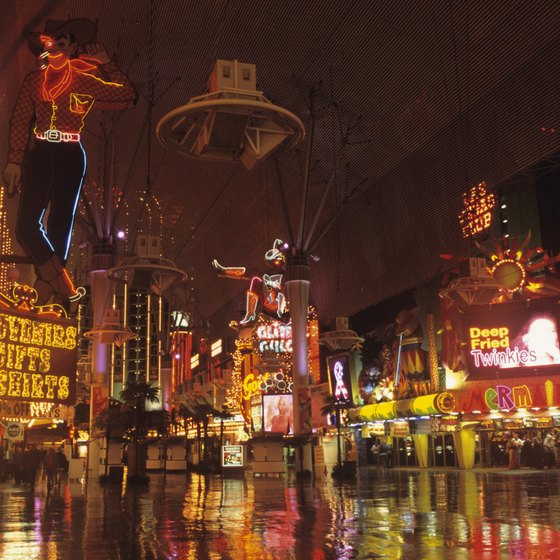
top-left (468, 326), bottom-right (538, 368)
top-left (255, 323), bottom-right (292, 354)
top-left (463, 300), bottom-right (560, 379)
top-left (0, 309), bottom-right (77, 404)
top-left (458, 181), bottom-right (496, 238)
top-left (327, 354), bottom-right (353, 404)
top-left (0, 399), bottom-right (72, 420)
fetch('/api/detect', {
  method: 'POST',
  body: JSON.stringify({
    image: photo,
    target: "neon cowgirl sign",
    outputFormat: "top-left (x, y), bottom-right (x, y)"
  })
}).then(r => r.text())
top-left (327, 354), bottom-right (352, 404)
top-left (213, 239), bottom-right (287, 325)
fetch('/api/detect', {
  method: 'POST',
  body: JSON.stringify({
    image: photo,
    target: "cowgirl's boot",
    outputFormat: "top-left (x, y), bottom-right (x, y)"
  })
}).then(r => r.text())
top-left (240, 290), bottom-right (259, 324)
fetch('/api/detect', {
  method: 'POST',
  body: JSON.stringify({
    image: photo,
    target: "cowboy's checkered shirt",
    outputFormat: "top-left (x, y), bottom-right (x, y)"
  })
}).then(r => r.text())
top-left (8, 61), bottom-right (136, 164)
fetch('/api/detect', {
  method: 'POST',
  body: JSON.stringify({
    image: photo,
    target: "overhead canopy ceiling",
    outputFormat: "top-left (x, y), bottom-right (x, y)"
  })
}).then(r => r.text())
top-left (2, 1), bottom-right (560, 332)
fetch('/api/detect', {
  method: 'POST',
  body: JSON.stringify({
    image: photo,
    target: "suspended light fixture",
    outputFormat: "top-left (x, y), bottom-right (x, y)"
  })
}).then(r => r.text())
top-left (156, 59), bottom-right (305, 169)
top-left (83, 307), bottom-right (137, 347)
top-left (319, 316), bottom-right (364, 352)
top-left (106, 234), bottom-right (187, 295)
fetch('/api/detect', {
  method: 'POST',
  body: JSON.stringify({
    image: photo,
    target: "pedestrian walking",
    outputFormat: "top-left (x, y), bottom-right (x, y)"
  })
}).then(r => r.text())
top-left (544, 431), bottom-right (557, 468)
top-left (507, 433), bottom-right (522, 470)
top-left (43, 449), bottom-right (57, 493)
top-left (370, 439), bottom-right (380, 466)
top-left (23, 445), bottom-right (42, 489)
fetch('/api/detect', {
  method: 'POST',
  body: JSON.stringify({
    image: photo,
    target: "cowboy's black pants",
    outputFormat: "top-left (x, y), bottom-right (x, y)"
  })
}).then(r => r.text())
top-left (16, 140), bottom-right (85, 266)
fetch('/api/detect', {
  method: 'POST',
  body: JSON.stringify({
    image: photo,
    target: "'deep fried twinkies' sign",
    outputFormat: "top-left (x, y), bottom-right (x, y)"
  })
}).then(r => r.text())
top-left (463, 300), bottom-right (560, 380)
top-left (0, 310), bottom-right (77, 404)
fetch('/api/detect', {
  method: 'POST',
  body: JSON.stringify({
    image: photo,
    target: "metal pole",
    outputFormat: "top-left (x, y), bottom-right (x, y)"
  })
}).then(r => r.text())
top-left (285, 252), bottom-right (312, 474)
top-left (87, 248), bottom-right (115, 480)
top-left (296, 89), bottom-right (315, 249)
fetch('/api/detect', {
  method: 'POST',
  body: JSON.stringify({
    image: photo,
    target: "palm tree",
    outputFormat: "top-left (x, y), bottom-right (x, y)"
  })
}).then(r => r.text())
top-left (92, 398), bottom-right (132, 479)
top-left (120, 378), bottom-right (159, 478)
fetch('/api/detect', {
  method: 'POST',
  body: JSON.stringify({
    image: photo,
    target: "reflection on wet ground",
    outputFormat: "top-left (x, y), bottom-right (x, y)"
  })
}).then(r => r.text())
top-left (0, 468), bottom-right (559, 559)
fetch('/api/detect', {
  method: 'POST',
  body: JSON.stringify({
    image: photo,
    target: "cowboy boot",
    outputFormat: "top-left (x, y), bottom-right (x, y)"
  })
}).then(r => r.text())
top-left (240, 290), bottom-right (259, 324)
top-left (33, 277), bottom-right (53, 305)
top-left (36, 254), bottom-right (85, 306)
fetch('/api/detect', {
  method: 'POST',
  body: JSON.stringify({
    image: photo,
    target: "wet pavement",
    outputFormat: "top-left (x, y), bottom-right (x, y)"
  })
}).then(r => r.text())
top-left (0, 468), bottom-right (559, 559)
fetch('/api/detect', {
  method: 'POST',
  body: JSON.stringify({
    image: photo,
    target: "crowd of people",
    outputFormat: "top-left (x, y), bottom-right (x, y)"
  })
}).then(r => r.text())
top-left (369, 439), bottom-right (393, 468)
top-left (0, 445), bottom-right (68, 491)
top-left (499, 430), bottom-right (560, 470)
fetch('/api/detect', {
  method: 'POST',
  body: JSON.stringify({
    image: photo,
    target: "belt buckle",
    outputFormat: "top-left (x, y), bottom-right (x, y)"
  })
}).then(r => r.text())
top-left (46, 130), bottom-right (61, 142)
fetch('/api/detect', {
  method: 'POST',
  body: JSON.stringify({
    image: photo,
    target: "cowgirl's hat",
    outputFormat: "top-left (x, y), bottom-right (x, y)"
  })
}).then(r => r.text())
top-left (265, 239), bottom-right (286, 262)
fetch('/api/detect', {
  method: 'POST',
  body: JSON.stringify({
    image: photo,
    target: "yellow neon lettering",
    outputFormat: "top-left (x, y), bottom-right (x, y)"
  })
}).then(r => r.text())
top-left (14, 345), bottom-right (26, 370)
top-left (26, 347), bottom-right (40, 371)
top-left (44, 323), bottom-right (52, 347)
top-left (6, 344), bottom-right (15, 369)
top-left (57, 376), bottom-right (69, 400)
top-left (242, 373), bottom-right (258, 401)
top-left (39, 349), bottom-right (51, 373)
top-left (31, 374), bottom-right (44, 399)
top-left (52, 325), bottom-right (65, 348)
top-left (65, 326), bottom-right (77, 349)
top-left (8, 371), bottom-right (22, 396)
top-left (22, 372), bottom-right (30, 398)
top-left (31, 321), bottom-right (45, 346)
top-left (6, 316), bottom-right (21, 342)
top-left (0, 370), bottom-right (6, 396)
top-left (19, 318), bottom-right (32, 344)
top-left (44, 375), bottom-right (57, 400)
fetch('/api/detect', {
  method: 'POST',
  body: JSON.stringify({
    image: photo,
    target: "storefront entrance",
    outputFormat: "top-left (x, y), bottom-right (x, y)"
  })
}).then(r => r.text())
top-left (393, 436), bottom-right (418, 467)
top-left (428, 434), bottom-right (457, 467)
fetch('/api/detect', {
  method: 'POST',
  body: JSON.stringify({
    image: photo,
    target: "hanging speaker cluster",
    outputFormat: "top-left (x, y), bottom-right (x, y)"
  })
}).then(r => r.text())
top-left (157, 60), bottom-right (305, 169)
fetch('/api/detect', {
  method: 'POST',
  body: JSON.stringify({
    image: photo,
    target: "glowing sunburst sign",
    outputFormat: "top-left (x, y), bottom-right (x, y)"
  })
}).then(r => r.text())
top-left (458, 182), bottom-right (496, 238)
top-left (476, 232), bottom-right (560, 297)
top-left (490, 259), bottom-right (526, 292)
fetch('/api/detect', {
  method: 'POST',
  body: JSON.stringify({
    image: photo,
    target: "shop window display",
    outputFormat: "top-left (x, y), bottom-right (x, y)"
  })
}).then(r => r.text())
top-left (394, 436), bottom-right (418, 468)
top-left (429, 434), bottom-right (457, 467)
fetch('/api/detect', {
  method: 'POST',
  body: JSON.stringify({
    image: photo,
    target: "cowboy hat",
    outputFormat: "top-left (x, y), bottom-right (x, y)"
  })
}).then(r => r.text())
top-left (28, 18), bottom-right (97, 54)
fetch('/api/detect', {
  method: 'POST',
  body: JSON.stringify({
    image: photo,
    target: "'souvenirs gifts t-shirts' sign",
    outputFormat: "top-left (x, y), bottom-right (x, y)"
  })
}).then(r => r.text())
top-left (0, 309), bottom-right (77, 404)
top-left (462, 299), bottom-right (560, 379)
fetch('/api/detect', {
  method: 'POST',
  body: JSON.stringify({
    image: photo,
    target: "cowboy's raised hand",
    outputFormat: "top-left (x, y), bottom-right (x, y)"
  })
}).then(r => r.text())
top-left (2, 163), bottom-right (22, 198)
top-left (81, 42), bottom-right (110, 65)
